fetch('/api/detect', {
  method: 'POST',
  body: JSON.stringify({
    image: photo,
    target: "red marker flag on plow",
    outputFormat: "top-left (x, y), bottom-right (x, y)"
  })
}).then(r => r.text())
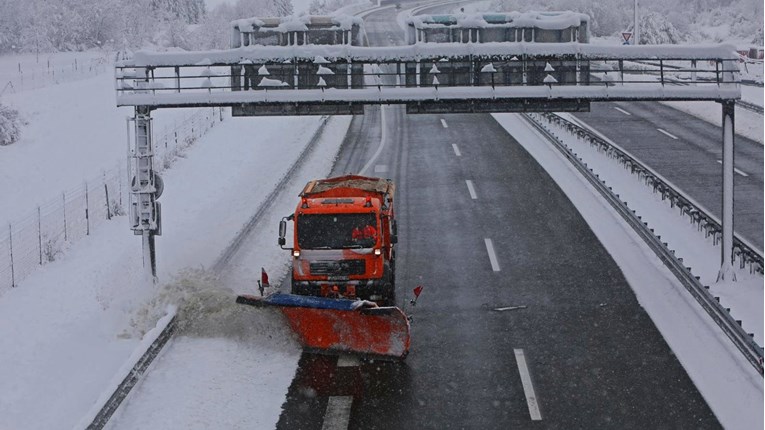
top-left (258, 268), bottom-right (269, 296)
top-left (413, 285), bottom-right (424, 298)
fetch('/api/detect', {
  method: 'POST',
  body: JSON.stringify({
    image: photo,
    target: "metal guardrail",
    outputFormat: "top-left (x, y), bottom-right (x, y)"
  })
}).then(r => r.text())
top-left (523, 113), bottom-right (763, 375)
top-left (86, 315), bottom-right (177, 430)
top-left (540, 112), bottom-right (763, 274)
top-left (738, 100), bottom-right (764, 114)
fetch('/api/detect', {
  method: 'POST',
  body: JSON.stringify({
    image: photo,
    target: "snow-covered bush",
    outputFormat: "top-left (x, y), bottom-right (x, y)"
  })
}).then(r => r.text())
top-left (629, 11), bottom-right (684, 44)
top-left (0, 103), bottom-right (24, 146)
top-left (752, 27), bottom-right (763, 45)
top-left (309, 0), bottom-right (364, 15)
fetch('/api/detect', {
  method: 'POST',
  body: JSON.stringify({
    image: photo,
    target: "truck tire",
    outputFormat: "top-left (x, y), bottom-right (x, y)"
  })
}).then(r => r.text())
top-left (381, 264), bottom-right (396, 306)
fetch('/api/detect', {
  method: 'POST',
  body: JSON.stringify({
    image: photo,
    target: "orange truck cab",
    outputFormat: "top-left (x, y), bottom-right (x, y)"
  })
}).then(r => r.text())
top-left (279, 175), bottom-right (397, 305)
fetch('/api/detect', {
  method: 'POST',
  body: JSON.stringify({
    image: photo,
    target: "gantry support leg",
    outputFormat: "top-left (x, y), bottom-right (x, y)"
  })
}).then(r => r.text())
top-left (131, 105), bottom-right (161, 282)
top-left (717, 100), bottom-right (736, 282)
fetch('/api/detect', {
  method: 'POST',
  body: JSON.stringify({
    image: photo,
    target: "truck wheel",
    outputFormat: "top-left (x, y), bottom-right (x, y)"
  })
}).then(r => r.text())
top-left (382, 264), bottom-right (396, 306)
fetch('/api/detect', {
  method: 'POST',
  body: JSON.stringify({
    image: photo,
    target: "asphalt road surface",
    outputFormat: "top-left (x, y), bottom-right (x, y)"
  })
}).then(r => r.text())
top-left (574, 101), bottom-right (763, 250)
top-left (275, 4), bottom-right (720, 429)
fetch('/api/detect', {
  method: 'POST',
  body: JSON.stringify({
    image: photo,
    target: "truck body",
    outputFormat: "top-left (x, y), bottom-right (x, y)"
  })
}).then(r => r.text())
top-left (279, 175), bottom-right (397, 305)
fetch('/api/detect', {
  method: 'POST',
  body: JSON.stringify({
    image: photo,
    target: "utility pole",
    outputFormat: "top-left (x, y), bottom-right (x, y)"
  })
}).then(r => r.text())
top-left (634, 0), bottom-right (640, 45)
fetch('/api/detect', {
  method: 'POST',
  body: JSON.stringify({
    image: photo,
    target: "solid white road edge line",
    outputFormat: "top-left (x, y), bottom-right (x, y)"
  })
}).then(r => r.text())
top-left (360, 106), bottom-right (388, 175)
top-left (452, 143), bottom-right (462, 157)
top-left (465, 180), bottom-right (478, 199)
top-left (321, 396), bottom-right (354, 430)
top-left (484, 238), bottom-right (500, 272)
top-left (716, 160), bottom-right (749, 177)
top-left (657, 128), bottom-right (679, 140)
top-left (514, 348), bottom-right (542, 421)
top-left (441, 118), bottom-right (449, 128)
top-left (614, 106), bottom-right (632, 116)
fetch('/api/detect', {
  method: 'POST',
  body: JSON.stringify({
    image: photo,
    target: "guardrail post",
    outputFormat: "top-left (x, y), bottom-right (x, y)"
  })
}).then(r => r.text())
top-left (9, 223), bottom-right (15, 288)
top-left (717, 100), bottom-right (736, 282)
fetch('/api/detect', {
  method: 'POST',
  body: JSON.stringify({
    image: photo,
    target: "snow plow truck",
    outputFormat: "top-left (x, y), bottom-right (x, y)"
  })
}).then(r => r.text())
top-left (236, 175), bottom-right (412, 359)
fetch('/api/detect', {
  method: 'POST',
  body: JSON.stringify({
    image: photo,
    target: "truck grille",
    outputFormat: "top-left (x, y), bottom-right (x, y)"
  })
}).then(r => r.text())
top-left (310, 259), bottom-right (365, 276)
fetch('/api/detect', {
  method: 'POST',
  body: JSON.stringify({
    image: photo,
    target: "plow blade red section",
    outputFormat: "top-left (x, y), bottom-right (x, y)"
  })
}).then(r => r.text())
top-left (236, 294), bottom-right (410, 359)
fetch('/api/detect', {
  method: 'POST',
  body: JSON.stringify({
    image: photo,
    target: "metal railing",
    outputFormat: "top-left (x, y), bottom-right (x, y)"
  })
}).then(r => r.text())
top-left (538, 112), bottom-right (762, 274)
top-left (113, 44), bottom-right (742, 113)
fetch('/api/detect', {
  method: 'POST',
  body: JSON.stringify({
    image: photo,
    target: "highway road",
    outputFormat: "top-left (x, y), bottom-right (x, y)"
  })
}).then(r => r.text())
top-left (275, 4), bottom-right (721, 429)
top-left (574, 102), bottom-right (763, 250)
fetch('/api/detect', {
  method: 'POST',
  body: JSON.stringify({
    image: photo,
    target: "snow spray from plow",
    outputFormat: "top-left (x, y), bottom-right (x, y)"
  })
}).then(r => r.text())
top-left (236, 293), bottom-right (412, 360)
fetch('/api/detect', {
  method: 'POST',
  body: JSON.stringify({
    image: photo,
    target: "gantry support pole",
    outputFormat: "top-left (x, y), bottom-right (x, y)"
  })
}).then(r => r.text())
top-left (717, 100), bottom-right (736, 282)
top-left (131, 105), bottom-right (161, 281)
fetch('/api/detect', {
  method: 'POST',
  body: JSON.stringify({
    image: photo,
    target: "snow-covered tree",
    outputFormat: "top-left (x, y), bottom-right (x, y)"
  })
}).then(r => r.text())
top-left (0, 103), bottom-right (24, 146)
top-left (629, 11), bottom-right (684, 44)
top-left (309, 0), bottom-right (359, 15)
top-left (187, 0), bottom-right (294, 50)
top-left (151, 0), bottom-right (206, 24)
top-left (485, 0), bottom-right (761, 42)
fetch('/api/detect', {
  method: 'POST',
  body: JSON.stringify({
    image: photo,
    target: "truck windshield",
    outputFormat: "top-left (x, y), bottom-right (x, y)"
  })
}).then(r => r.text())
top-left (297, 213), bottom-right (378, 249)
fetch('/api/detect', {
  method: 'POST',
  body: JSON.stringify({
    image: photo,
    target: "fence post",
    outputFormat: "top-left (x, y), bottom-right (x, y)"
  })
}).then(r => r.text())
top-left (118, 162), bottom-right (123, 207)
top-left (8, 223), bottom-right (15, 288)
top-left (62, 192), bottom-right (68, 241)
top-left (85, 182), bottom-right (90, 235)
top-left (105, 182), bottom-right (112, 220)
top-left (37, 206), bottom-right (42, 265)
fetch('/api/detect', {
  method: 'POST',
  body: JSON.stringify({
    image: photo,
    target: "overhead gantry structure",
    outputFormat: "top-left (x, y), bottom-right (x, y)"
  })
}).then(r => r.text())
top-left (115, 23), bottom-right (741, 281)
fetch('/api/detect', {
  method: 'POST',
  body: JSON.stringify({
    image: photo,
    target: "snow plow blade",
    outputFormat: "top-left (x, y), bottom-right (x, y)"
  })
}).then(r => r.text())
top-left (236, 293), bottom-right (410, 359)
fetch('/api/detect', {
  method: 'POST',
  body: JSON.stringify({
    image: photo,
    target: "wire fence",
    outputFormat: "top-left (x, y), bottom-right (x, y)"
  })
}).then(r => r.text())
top-left (0, 107), bottom-right (224, 291)
top-left (0, 51), bottom-right (123, 96)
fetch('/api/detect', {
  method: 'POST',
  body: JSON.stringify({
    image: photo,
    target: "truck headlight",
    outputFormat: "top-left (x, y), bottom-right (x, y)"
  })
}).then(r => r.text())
top-left (293, 250), bottom-right (301, 257)
top-left (374, 248), bottom-right (381, 255)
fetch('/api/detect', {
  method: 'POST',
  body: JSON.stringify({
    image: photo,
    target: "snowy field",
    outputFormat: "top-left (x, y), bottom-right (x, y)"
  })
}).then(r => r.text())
top-left (0, 51), bottom-right (115, 95)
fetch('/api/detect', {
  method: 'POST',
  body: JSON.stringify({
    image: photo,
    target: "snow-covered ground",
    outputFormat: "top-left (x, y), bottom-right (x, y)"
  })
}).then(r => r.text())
top-left (0, 66), bottom-right (206, 227)
top-left (0, 5), bottom-right (763, 428)
top-left (0, 58), bottom-right (349, 427)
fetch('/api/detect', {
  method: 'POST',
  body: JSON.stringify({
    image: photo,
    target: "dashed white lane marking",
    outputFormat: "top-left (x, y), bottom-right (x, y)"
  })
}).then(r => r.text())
top-left (657, 128), bottom-right (679, 140)
top-left (514, 349), bottom-right (542, 421)
top-left (441, 118), bottom-right (449, 128)
top-left (484, 238), bottom-right (500, 272)
top-left (716, 160), bottom-right (749, 177)
top-left (337, 355), bottom-right (360, 367)
top-left (452, 144), bottom-right (462, 157)
top-left (614, 106), bottom-right (632, 116)
top-left (321, 396), bottom-right (354, 430)
top-left (465, 180), bottom-right (478, 200)
top-left (374, 164), bottom-right (389, 173)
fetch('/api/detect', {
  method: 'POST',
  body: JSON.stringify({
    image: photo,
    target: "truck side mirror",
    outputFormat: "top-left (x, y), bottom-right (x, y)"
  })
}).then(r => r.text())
top-left (391, 220), bottom-right (398, 244)
top-left (278, 219), bottom-right (287, 246)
